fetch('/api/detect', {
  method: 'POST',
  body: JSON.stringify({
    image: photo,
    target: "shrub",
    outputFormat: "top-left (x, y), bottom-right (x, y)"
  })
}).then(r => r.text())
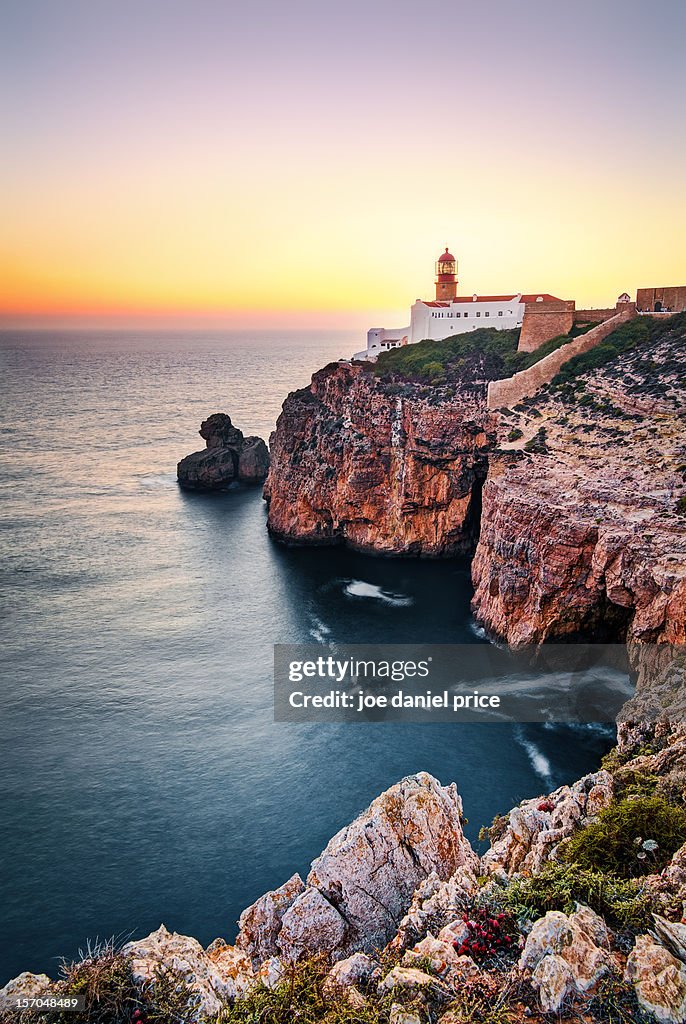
top-left (499, 862), bottom-right (654, 932)
top-left (506, 428), bottom-right (523, 442)
top-left (523, 427), bottom-right (548, 454)
top-left (560, 796), bottom-right (686, 878)
top-left (656, 768), bottom-right (686, 809)
top-left (676, 496), bottom-right (686, 515)
top-left (221, 952), bottom-right (422, 1024)
top-left (453, 908), bottom-right (518, 963)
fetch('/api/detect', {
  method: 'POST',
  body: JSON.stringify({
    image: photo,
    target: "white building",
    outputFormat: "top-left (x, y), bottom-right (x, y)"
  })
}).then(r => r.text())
top-left (354, 248), bottom-right (563, 360)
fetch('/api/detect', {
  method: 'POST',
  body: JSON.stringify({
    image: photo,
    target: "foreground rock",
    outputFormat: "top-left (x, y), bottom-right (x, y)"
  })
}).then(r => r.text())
top-left (123, 925), bottom-right (255, 1016)
top-left (264, 362), bottom-right (496, 555)
top-left (236, 771), bottom-right (478, 963)
top-left (177, 413), bottom-right (269, 491)
top-left (481, 769), bottom-right (613, 878)
top-left (0, 973), bottom-right (52, 1013)
top-left (625, 930), bottom-right (686, 1022)
top-left (519, 905), bottom-right (614, 1012)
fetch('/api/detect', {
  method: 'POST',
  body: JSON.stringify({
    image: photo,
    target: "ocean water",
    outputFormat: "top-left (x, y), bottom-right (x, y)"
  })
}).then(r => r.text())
top-left (0, 330), bottom-right (614, 984)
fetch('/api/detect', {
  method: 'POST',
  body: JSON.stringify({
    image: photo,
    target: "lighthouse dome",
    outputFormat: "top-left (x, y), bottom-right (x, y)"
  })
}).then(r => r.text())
top-left (438, 248), bottom-right (455, 262)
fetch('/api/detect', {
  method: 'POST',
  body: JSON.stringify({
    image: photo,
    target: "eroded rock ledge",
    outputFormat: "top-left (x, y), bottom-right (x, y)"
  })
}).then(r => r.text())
top-left (265, 317), bottom-right (686, 645)
top-left (264, 362), bottom-right (495, 555)
top-left (471, 316), bottom-right (686, 644)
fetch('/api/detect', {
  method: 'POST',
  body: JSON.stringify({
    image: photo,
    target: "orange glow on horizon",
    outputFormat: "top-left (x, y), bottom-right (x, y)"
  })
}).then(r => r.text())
top-left (2, 4), bottom-right (684, 330)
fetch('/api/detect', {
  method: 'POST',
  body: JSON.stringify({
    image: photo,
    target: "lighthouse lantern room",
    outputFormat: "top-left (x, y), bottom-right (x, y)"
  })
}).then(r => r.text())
top-left (435, 248), bottom-right (458, 301)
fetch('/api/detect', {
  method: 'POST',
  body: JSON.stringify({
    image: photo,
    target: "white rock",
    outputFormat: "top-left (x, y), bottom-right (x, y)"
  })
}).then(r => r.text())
top-left (519, 906), bottom-right (613, 1010)
top-left (123, 924), bottom-right (254, 1015)
top-left (394, 864), bottom-right (479, 950)
top-left (390, 1004), bottom-right (422, 1024)
top-left (235, 873), bottom-right (305, 963)
top-left (238, 773), bottom-right (477, 962)
top-left (256, 956), bottom-right (286, 991)
top-left (531, 953), bottom-right (574, 1013)
top-left (571, 903), bottom-right (610, 948)
top-left (654, 915), bottom-right (686, 964)
top-left (322, 952), bottom-right (377, 1000)
top-left (437, 918), bottom-right (471, 947)
top-left (482, 770), bottom-right (613, 878)
top-left (404, 933), bottom-right (458, 967)
top-left (0, 972), bottom-right (53, 1011)
top-left (277, 887), bottom-right (347, 960)
top-left (378, 964), bottom-right (439, 995)
top-left (625, 934), bottom-right (686, 1023)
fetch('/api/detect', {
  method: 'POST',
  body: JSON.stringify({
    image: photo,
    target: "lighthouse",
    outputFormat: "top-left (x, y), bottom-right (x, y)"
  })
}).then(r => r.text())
top-left (435, 247), bottom-right (457, 301)
top-left (355, 246), bottom-right (569, 360)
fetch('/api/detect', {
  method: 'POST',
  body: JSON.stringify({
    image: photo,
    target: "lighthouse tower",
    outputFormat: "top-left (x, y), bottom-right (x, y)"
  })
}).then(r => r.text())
top-left (435, 247), bottom-right (458, 301)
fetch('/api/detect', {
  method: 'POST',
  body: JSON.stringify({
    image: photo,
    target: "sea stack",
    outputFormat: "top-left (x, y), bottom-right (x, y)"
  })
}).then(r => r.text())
top-left (177, 413), bottom-right (269, 491)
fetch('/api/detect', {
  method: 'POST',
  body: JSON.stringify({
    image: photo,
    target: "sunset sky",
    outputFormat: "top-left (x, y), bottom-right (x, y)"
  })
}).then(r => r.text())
top-left (1, 0), bottom-right (685, 328)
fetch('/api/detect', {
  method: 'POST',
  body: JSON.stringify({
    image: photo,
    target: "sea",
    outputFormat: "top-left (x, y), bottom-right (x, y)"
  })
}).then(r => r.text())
top-left (0, 329), bottom-right (615, 984)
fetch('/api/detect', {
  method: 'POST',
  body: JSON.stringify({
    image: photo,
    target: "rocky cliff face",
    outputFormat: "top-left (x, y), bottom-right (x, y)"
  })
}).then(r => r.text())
top-left (264, 362), bottom-right (496, 556)
top-left (471, 317), bottom-right (686, 645)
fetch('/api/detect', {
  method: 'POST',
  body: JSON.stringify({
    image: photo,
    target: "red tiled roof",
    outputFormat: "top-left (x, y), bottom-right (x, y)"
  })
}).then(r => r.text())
top-left (422, 292), bottom-right (562, 307)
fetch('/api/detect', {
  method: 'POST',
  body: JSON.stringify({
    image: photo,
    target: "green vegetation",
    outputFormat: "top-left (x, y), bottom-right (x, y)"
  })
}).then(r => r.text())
top-left (560, 795), bottom-right (686, 878)
top-left (676, 496), bottom-right (686, 515)
top-left (499, 862), bottom-right (654, 932)
top-left (551, 311), bottom-right (686, 387)
top-left (523, 427), bottom-right (548, 454)
top-left (220, 954), bottom-right (413, 1024)
top-left (11, 940), bottom-right (195, 1024)
top-left (371, 327), bottom-right (579, 385)
top-left (585, 976), bottom-right (648, 1024)
top-left (506, 428), bottom-right (523, 442)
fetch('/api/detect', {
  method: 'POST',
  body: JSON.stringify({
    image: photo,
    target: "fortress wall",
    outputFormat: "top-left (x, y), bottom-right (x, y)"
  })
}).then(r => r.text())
top-left (487, 309), bottom-right (635, 410)
top-left (574, 308), bottom-right (616, 324)
top-left (518, 301), bottom-right (575, 352)
top-left (637, 286), bottom-right (686, 313)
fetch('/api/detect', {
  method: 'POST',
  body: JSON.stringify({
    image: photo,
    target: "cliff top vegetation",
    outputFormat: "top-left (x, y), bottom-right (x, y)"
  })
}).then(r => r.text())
top-left (370, 324), bottom-right (594, 385)
top-left (550, 311), bottom-right (686, 396)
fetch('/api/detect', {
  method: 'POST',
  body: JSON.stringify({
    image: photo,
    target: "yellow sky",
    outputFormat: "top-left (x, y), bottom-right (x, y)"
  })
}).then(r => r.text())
top-left (2, 1), bottom-right (684, 327)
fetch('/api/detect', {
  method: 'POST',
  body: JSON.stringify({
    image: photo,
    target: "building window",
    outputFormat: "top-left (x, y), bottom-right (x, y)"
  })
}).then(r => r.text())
top-left (476, 311), bottom-right (481, 317)
top-left (498, 311), bottom-right (503, 316)
top-left (485, 311), bottom-right (489, 317)
top-left (464, 312), bottom-right (468, 317)
top-left (455, 312), bottom-right (461, 318)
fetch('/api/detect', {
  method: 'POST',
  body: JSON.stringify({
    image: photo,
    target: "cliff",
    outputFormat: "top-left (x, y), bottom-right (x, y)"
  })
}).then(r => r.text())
top-left (7, 742), bottom-right (686, 1023)
top-left (472, 314), bottom-right (686, 645)
top-left (264, 362), bottom-right (496, 556)
top-left (265, 316), bottom-right (686, 645)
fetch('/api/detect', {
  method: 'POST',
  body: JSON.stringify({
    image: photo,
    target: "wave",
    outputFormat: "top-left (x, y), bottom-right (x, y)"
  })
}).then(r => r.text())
top-left (343, 580), bottom-right (413, 607)
top-left (514, 726), bottom-right (553, 785)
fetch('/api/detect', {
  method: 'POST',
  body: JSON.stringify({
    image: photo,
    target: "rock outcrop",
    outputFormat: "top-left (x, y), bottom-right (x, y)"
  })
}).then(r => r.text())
top-left (177, 413), bottom-right (269, 491)
top-left (264, 362), bottom-right (495, 555)
top-left (0, 973), bottom-right (52, 1013)
top-left (519, 905), bottom-right (614, 1013)
top-left (481, 769), bottom-right (613, 879)
top-left (122, 925), bottom-right (255, 1015)
top-left (472, 316), bottom-right (686, 644)
top-left (236, 772), bottom-right (478, 963)
top-left (625, 929), bottom-right (686, 1022)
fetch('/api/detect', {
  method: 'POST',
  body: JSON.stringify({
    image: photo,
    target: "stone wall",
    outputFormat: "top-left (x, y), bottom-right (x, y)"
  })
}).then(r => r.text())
top-left (487, 308), bottom-right (636, 410)
top-left (637, 286), bottom-right (686, 313)
top-left (518, 301), bottom-right (575, 352)
top-left (574, 308), bottom-right (615, 325)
